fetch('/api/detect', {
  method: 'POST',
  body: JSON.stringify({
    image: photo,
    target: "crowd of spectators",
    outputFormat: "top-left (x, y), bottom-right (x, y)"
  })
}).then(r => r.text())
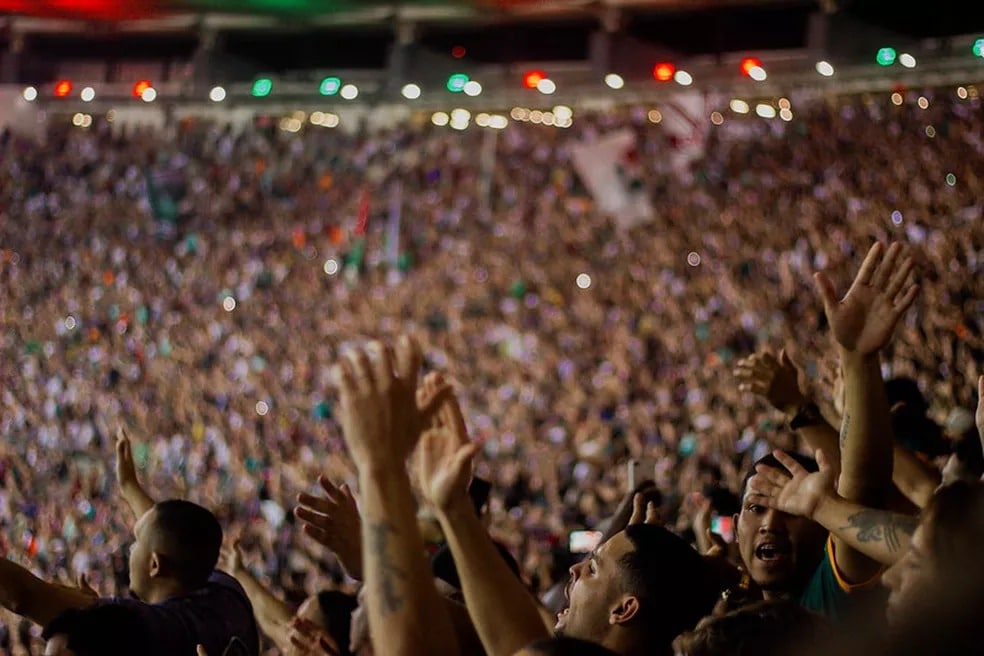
top-left (0, 82), bottom-right (982, 654)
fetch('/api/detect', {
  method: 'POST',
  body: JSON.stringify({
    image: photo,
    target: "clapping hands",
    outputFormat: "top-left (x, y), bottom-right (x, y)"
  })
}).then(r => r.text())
top-left (295, 477), bottom-right (364, 580)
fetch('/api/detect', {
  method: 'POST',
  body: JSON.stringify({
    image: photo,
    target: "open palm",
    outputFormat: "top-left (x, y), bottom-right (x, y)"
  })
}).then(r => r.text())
top-left (814, 242), bottom-right (919, 355)
top-left (417, 428), bottom-right (479, 512)
top-left (747, 449), bottom-right (836, 520)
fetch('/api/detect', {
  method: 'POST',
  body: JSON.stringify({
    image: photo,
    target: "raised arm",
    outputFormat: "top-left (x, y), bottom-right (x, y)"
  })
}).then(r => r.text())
top-left (218, 541), bottom-right (293, 652)
top-left (115, 427), bottom-right (155, 522)
top-left (735, 348), bottom-right (939, 508)
top-left (813, 242), bottom-right (919, 581)
top-left (299, 338), bottom-right (458, 656)
top-left (0, 559), bottom-right (96, 628)
top-left (295, 477), bottom-right (364, 581)
top-left (748, 449), bottom-right (918, 566)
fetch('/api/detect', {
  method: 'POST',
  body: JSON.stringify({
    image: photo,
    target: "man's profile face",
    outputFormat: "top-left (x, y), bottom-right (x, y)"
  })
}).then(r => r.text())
top-left (557, 532), bottom-right (634, 642)
top-left (883, 523), bottom-right (932, 627)
top-left (734, 487), bottom-right (826, 592)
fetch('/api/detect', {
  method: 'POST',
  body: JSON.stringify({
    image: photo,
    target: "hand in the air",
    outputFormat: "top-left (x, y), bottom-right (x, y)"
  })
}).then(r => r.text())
top-left (813, 241), bottom-right (919, 355)
top-left (295, 477), bottom-right (364, 580)
top-left (746, 449), bottom-right (836, 520)
top-left (286, 617), bottom-right (341, 656)
top-left (114, 427), bottom-right (140, 491)
top-left (417, 427), bottom-right (481, 513)
top-left (218, 540), bottom-right (245, 576)
top-left (734, 349), bottom-right (808, 414)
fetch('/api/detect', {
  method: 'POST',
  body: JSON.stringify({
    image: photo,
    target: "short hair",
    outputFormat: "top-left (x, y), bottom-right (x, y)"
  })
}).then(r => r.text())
top-left (673, 599), bottom-right (828, 656)
top-left (151, 499), bottom-right (223, 588)
top-left (619, 524), bottom-right (723, 646)
top-left (315, 591), bottom-right (358, 656)
top-left (739, 452), bottom-right (818, 503)
top-left (924, 480), bottom-right (984, 573)
top-left (42, 604), bottom-right (149, 655)
top-left (950, 431), bottom-right (984, 479)
top-left (524, 636), bottom-right (619, 655)
top-left (431, 541), bottom-right (521, 590)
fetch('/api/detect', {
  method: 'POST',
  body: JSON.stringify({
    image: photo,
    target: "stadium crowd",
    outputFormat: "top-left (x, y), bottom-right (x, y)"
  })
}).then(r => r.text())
top-left (0, 82), bottom-right (982, 655)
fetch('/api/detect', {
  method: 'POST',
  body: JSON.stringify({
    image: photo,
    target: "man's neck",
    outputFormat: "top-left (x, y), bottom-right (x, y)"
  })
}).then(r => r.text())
top-left (144, 581), bottom-right (191, 604)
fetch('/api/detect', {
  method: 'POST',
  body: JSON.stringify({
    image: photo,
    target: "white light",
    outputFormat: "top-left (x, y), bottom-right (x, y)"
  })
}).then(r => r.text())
top-left (917, 96), bottom-right (929, 109)
top-left (222, 296), bottom-right (236, 312)
top-left (80, 87), bottom-right (95, 102)
top-left (310, 111), bottom-right (325, 125)
top-left (323, 113), bottom-right (339, 128)
top-left (891, 92), bottom-right (904, 106)
top-left (899, 53), bottom-right (916, 69)
top-left (755, 103), bottom-right (773, 119)
top-left (530, 110), bottom-right (543, 124)
top-left (542, 111), bottom-right (555, 126)
top-left (648, 109), bottom-right (662, 124)
top-left (22, 86), bottom-right (38, 102)
top-left (476, 112), bottom-right (491, 127)
top-left (957, 86), bottom-right (968, 99)
top-left (340, 84), bottom-right (359, 100)
top-left (450, 120), bottom-right (468, 131)
top-left (324, 259), bottom-right (339, 275)
top-left (674, 70), bottom-right (693, 86)
top-left (432, 111), bottom-right (449, 127)
top-left (255, 401), bottom-right (269, 416)
top-left (209, 86), bottom-right (227, 102)
top-left (555, 117), bottom-right (572, 129)
top-left (756, 104), bottom-right (777, 118)
top-left (779, 108), bottom-right (793, 121)
top-left (815, 61), bottom-right (835, 77)
top-left (401, 83), bottom-right (421, 100)
top-left (687, 252), bottom-right (701, 267)
top-left (605, 73), bottom-right (624, 90)
top-left (730, 99), bottom-right (750, 114)
top-left (141, 87), bottom-right (157, 102)
top-left (710, 111), bottom-right (724, 125)
top-left (575, 273), bottom-right (592, 289)
top-left (536, 78), bottom-right (556, 95)
top-left (451, 108), bottom-right (471, 122)
top-left (72, 112), bottom-right (84, 127)
top-left (891, 210), bottom-right (903, 225)
top-left (510, 107), bottom-right (529, 121)
top-left (552, 105), bottom-right (572, 120)
top-left (463, 80), bottom-right (482, 97)
top-left (488, 115), bottom-right (509, 129)
top-left (64, 316), bottom-right (77, 331)
top-left (80, 114), bottom-right (92, 128)
top-left (749, 66), bottom-right (768, 82)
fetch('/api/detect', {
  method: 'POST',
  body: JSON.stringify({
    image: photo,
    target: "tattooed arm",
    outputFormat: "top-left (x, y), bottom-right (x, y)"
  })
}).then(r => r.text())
top-left (815, 496), bottom-right (918, 566)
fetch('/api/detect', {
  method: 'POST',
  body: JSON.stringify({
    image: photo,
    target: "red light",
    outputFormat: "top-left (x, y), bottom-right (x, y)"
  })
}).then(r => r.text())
top-left (523, 70), bottom-right (546, 89)
top-left (653, 63), bottom-right (676, 82)
top-left (740, 57), bottom-right (762, 76)
top-left (54, 80), bottom-right (72, 97)
top-left (133, 80), bottom-right (152, 98)
top-left (451, 45), bottom-right (466, 59)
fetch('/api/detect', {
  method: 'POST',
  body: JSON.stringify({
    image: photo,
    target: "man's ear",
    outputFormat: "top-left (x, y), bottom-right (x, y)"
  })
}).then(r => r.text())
top-left (609, 595), bottom-right (641, 625)
top-left (149, 551), bottom-right (163, 579)
top-left (732, 513), bottom-right (740, 544)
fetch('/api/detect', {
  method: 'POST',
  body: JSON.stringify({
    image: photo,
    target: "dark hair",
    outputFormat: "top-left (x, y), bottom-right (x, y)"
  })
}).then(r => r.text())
top-left (950, 431), bottom-right (984, 479)
top-left (315, 591), bottom-right (358, 656)
top-left (740, 452), bottom-right (818, 503)
top-left (619, 524), bottom-right (723, 647)
top-left (42, 604), bottom-right (149, 655)
top-left (924, 480), bottom-right (984, 573)
top-left (673, 599), bottom-right (828, 656)
top-left (151, 499), bottom-right (223, 588)
top-left (524, 636), bottom-right (620, 655)
top-left (431, 540), bottom-right (521, 590)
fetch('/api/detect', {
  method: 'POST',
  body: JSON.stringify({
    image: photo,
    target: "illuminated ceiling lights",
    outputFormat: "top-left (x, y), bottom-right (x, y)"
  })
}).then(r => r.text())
top-left (447, 73), bottom-right (469, 93)
top-left (605, 73), bottom-right (624, 89)
top-left (340, 84), bottom-right (359, 100)
top-left (730, 99), bottom-right (750, 114)
top-left (252, 78), bottom-right (273, 97)
top-left (320, 77), bottom-right (342, 96)
top-left (653, 62), bottom-right (675, 82)
top-left (974, 38), bottom-right (984, 58)
top-left (80, 86), bottom-right (95, 102)
top-left (401, 83), bottom-right (421, 100)
top-left (536, 78), bottom-right (556, 95)
top-left (674, 70), bottom-right (693, 86)
top-left (22, 86), bottom-right (38, 101)
top-left (876, 47), bottom-right (897, 66)
top-left (141, 87), bottom-right (157, 102)
top-left (463, 80), bottom-right (483, 97)
top-left (54, 80), bottom-right (72, 97)
top-left (523, 70), bottom-right (546, 89)
top-left (899, 53), bottom-right (917, 68)
top-left (209, 86), bottom-right (227, 102)
top-left (755, 103), bottom-right (776, 118)
top-left (432, 111), bottom-right (450, 127)
top-left (815, 61), bottom-right (835, 77)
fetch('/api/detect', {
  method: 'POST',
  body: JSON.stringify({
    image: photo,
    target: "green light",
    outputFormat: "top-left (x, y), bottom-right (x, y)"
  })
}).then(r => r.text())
top-left (973, 38), bottom-right (984, 58)
top-left (252, 78), bottom-right (273, 97)
top-left (319, 77), bottom-right (341, 96)
top-left (876, 47), bottom-right (897, 66)
top-left (446, 73), bottom-right (469, 93)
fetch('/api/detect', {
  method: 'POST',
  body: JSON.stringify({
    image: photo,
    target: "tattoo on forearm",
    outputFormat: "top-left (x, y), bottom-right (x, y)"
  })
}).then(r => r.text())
top-left (367, 522), bottom-right (408, 614)
top-left (839, 412), bottom-right (851, 448)
top-left (840, 510), bottom-right (918, 552)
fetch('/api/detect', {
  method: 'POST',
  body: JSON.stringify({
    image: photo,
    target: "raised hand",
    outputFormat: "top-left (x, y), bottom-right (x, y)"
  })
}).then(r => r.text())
top-left (734, 349), bottom-right (808, 414)
top-left (114, 427), bottom-right (139, 490)
top-left (627, 490), bottom-right (660, 526)
top-left (747, 449), bottom-right (836, 520)
top-left (813, 242), bottom-right (919, 355)
top-left (287, 617), bottom-right (341, 656)
top-left (294, 477), bottom-right (364, 580)
top-left (417, 428), bottom-right (481, 513)
top-left (218, 540), bottom-right (245, 576)
top-left (333, 337), bottom-right (449, 471)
